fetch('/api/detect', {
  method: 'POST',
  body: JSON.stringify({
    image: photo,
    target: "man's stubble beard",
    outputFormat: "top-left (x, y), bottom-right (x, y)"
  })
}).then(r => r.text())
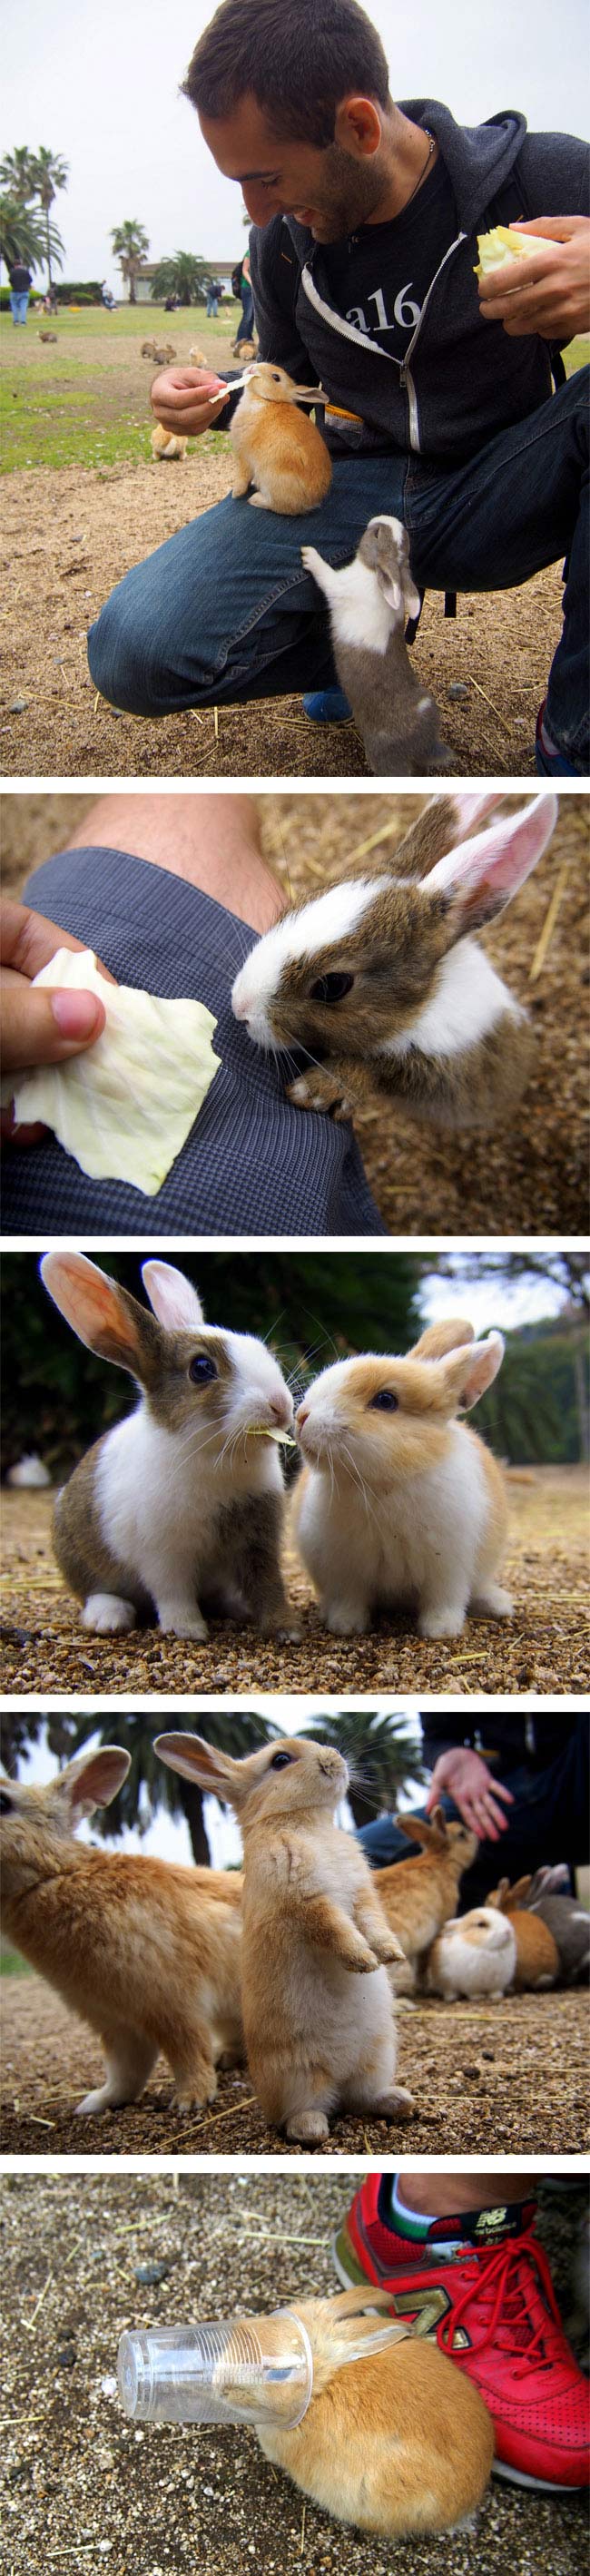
top-left (307, 141), bottom-right (388, 240)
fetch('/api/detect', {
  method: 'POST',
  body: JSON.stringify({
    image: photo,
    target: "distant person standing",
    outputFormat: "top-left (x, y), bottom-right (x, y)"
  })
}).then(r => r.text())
top-left (240, 249), bottom-right (254, 335)
top-left (205, 273), bottom-right (222, 316)
top-left (8, 261), bottom-right (33, 326)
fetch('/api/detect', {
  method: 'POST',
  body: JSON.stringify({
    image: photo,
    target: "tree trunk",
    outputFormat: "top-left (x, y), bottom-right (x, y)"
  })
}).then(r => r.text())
top-left (129, 270), bottom-right (136, 304)
top-left (176, 1775), bottom-right (211, 1865)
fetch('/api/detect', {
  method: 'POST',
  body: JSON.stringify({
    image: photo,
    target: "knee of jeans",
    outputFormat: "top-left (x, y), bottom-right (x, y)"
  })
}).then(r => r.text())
top-left (87, 591), bottom-right (157, 714)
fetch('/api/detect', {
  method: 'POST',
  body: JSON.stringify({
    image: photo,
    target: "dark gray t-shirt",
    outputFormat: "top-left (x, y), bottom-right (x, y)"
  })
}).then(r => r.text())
top-left (322, 158), bottom-right (457, 363)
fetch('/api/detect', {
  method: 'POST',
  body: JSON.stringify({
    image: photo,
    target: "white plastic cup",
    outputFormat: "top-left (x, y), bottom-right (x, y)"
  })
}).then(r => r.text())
top-left (116, 2309), bottom-right (313, 2430)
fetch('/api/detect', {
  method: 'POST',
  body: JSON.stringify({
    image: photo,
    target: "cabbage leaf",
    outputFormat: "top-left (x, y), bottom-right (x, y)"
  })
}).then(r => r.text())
top-left (2, 948), bottom-right (221, 1195)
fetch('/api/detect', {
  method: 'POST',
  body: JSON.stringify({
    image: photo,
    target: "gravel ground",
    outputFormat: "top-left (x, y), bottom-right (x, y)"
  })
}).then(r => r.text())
top-left (1, 791), bottom-right (588, 1241)
top-left (1, 2170), bottom-right (587, 2576)
top-left (1, 1973), bottom-right (588, 2158)
top-left (1, 1470), bottom-right (587, 1696)
top-left (0, 450), bottom-right (568, 781)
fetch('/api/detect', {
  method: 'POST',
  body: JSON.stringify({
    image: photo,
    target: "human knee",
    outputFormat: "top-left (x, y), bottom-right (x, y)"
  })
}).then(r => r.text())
top-left (87, 587), bottom-right (161, 715)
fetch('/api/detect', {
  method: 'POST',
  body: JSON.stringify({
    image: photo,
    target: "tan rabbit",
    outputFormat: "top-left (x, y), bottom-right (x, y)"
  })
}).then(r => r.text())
top-left (41, 1253), bottom-right (295, 1640)
top-left (250, 2288), bottom-right (494, 2535)
top-left (426, 1906), bottom-right (517, 2001)
top-left (374, 1804), bottom-right (477, 1981)
top-left (291, 1315), bottom-right (510, 1639)
top-left (0, 1746), bottom-right (244, 2115)
top-left (231, 789), bottom-right (557, 1127)
top-left (155, 1731), bottom-right (413, 2144)
top-left (230, 362), bottom-right (332, 513)
top-left (151, 421), bottom-right (188, 462)
top-left (487, 1876), bottom-right (560, 1989)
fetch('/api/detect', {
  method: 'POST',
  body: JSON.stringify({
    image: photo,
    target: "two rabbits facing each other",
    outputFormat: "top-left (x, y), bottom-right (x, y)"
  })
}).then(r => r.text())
top-left (231, 787), bottom-right (557, 1129)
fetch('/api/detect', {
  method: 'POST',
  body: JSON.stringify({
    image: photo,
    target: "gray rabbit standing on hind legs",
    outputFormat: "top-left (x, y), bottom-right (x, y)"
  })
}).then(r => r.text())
top-left (301, 514), bottom-right (449, 774)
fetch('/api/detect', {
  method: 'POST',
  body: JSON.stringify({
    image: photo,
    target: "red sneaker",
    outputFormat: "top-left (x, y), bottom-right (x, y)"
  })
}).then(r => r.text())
top-left (334, 2177), bottom-right (590, 2492)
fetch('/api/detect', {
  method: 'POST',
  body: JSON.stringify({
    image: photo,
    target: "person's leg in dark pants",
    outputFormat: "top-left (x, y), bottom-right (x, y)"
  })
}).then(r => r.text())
top-left (359, 1720), bottom-right (589, 1905)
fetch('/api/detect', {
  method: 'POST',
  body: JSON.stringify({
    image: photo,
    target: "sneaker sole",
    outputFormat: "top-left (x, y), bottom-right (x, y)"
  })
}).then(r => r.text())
top-left (332, 2227), bottom-right (586, 2495)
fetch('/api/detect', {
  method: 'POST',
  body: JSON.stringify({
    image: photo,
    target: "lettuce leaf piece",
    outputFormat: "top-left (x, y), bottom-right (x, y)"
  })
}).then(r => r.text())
top-left (475, 224), bottom-right (556, 279)
top-left (1, 948), bottom-right (221, 1195)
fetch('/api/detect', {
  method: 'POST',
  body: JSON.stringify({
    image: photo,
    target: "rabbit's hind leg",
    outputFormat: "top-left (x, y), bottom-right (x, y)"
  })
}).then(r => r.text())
top-left (75, 2029), bottom-right (157, 2115)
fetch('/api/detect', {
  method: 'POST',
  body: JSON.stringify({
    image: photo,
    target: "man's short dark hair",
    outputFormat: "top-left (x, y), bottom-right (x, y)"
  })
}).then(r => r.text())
top-left (182, 0), bottom-right (391, 148)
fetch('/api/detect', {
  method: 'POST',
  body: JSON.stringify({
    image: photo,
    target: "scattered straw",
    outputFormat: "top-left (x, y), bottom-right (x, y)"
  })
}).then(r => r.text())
top-left (529, 860), bottom-right (569, 981)
top-left (467, 674), bottom-right (513, 735)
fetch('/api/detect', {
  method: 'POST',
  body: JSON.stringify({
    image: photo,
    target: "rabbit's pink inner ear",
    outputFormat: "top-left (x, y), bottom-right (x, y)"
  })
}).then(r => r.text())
top-left (444, 1331), bottom-right (505, 1410)
top-left (142, 1261), bottom-right (205, 1332)
top-left (64, 1745), bottom-right (131, 1818)
top-left (41, 1253), bottom-right (142, 1369)
top-left (154, 1732), bottom-right (231, 1791)
top-left (422, 792), bottom-right (558, 922)
top-left (446, 791), bottom-right (500, 842)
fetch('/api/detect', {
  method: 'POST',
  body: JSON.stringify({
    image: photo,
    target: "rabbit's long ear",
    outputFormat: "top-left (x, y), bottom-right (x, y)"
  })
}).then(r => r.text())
top-left (421, 793), bottom-right (558, 932)
top-left (41, 1253), bottom-right (162, 1381)
top-left (155, 1732), bottom-right (245, 1806)
top-left (142, 1262), bottom-right (205, 1332)
top-left (408, 1317), bottom-right (475, 1362)
top-left (441, 1332), bottom-right (505, 1411)
top-left (57, 1745), bottom-right (131, 1822)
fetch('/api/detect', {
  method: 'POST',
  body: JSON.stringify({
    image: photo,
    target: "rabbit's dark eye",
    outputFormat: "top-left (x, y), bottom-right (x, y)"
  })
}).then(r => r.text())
top-left (189, 1353), bottom-right (218, 1386)
top-left (309, 972), bottom-right (354, 1005)
top-left (369, 1390), bottom-right (399, 1411)
top-left (270, 1749), bottom-right (294, 1770)
top-left (0, 1793), bottom-right (13, 1815)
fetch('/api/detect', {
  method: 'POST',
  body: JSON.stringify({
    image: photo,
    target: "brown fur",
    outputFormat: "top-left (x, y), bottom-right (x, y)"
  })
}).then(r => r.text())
top-left (155, 1734), bottom-right (413, 2143)
top-left (257, 2288), bottom-right (494, 2536)
top-left (230, 362), bottom-right (332, 513)
top-left (0, 1752), bottom-right (244, 2112)
top-left (151, 421), bottom-right (188, 461)
top-left (374, 1806), bottom-right (477, 1972)
top-left (241, 792), bottom-right (537, 1128)
top-left (488, 1877), bottom-right (560, 1989)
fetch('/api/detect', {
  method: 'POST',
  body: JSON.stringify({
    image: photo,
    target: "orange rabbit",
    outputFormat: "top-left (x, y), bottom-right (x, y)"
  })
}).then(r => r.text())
top-left (230, 362), bottom-right (332, 513)
top-left (254, 2287), bottom-right (495, 2536)
top-left (0, 1745), bottom-right (243, 2114)
top-left (487, 1875), bottom-right (560, 1989)
top-left (374, 1804), bottom-right (477, 1982)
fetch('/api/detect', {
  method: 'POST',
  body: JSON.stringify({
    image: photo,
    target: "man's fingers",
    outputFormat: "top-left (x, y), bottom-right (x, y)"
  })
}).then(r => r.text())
top-left (1, 900), bottom-right (116, 986)
top-left (2, 972), bottom-right (106, 1074)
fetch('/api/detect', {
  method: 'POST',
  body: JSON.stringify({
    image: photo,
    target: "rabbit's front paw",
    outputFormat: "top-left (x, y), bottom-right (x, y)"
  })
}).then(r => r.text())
top-left (156, 1602), bottom-right (209, 1639)
top-left (286, 1069), bottom-right (353, 1119)
top-left (372, 2086), bottom-right (415, 2123)
top-left (82, 1593), bottom-right (137, 1635)
top-left (323, 1599), bottom-right (369, 1636)
top-left (418, 1601), bottom-right (467, 1638)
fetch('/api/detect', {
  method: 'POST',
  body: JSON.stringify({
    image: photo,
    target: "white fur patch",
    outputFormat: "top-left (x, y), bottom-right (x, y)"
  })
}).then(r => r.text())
top-left (231, 878), bottom-right (388, 1039)
top-left (378, 936), bottom-right (520, 1060)
top-left (320, 556), bottom-right (395, 653)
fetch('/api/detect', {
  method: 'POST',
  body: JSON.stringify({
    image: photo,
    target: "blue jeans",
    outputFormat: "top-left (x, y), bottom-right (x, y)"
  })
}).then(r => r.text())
top-left (206, 292), bottom-right (219, 318)
top-left (88, 371), bottom-right (589, 769)
top-left (240, 285), bottom-right (255, 335)
top-left (358, 1721), bottom-right (589, 1909)
top-left (10, 290), bottom-right (29, 324)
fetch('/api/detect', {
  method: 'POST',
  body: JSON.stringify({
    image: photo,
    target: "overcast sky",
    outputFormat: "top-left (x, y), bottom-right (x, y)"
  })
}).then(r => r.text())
top-left (4, 0), bottom-right (589, 290)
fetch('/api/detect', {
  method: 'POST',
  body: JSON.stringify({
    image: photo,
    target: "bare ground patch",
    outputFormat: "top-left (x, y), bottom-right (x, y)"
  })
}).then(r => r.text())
top-left (0, 1468), bottom-right (587, 1697)
top-left (2, 2169), bottom-right (587, 2576)
top-left (0, 453), bottom-right (567, 781)
top-left (1, 791), bottom-right (588, 1239)
top-left (1, 1972), bottom-right (588, 2158)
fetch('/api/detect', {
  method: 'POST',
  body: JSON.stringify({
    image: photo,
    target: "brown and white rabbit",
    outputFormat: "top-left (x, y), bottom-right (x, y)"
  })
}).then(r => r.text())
top-left (301, 515), bottom-right (448, 774)
top-left (374, 1804), bottom-right (477, 1981)
top-left (41, 1253), bottom-right (295, 1639)
top-left (487, 1876), bottom-right (560, 1989)
top-left (244, 2287), bottom-right (494, 2536)
top-left (230, 362), bottom-right (332, 512)
top-left (231, 788), bottom-right (557, 1126)
top-left (525, 1867), bottom-right (590, 1984)
top-left (155, 1731), bottom-right (413, 2144)
top-left (0, 1745), bottom-right (243, 2114)
top-left (151, 421), bottom-right (188, 462)
top-left (291, 1314), bottom-right (510, 1639)
top-left (426, 1907), bottom-right (516, 2001)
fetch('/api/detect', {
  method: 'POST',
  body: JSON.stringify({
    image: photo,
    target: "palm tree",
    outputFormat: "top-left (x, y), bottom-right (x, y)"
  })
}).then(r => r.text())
top-left (310, 1709), bottom-right (426, 1831)
top-left (152, 251), bottom-right (208, 308)
top-left (110, 221), bottom-right (150, 304)
top-left (44, 1709), bottom-right (279, 1863)
top-left (0, 147), bottom-right (37, 203)
top-left (31, 147), bottom-right (69, 288)
top-left (0, 195), bottom-right (48, 276)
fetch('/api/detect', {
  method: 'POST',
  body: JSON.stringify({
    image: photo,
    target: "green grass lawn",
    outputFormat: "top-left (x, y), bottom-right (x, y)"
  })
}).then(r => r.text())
top-left (1, 301), bottom-right (587, 473)
top-left (0, 1943), bottom-right (33, 1975)
top-left (0, 300), bottom-right (242, 472)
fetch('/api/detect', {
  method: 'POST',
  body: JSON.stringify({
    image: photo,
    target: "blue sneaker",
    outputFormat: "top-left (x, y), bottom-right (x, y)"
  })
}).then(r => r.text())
top-left (302, 687), bottom-right (351, 723)
top-left (535, 703), bottom-right (583, 777)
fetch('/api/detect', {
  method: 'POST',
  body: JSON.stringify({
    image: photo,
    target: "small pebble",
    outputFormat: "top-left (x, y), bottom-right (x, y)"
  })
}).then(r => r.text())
top-left (134, 2261), bottom-right (170, 2285)
top-left (447, 681), bottom-right (469, 701)
top-left (9, 697), bottom-right (27, 713)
